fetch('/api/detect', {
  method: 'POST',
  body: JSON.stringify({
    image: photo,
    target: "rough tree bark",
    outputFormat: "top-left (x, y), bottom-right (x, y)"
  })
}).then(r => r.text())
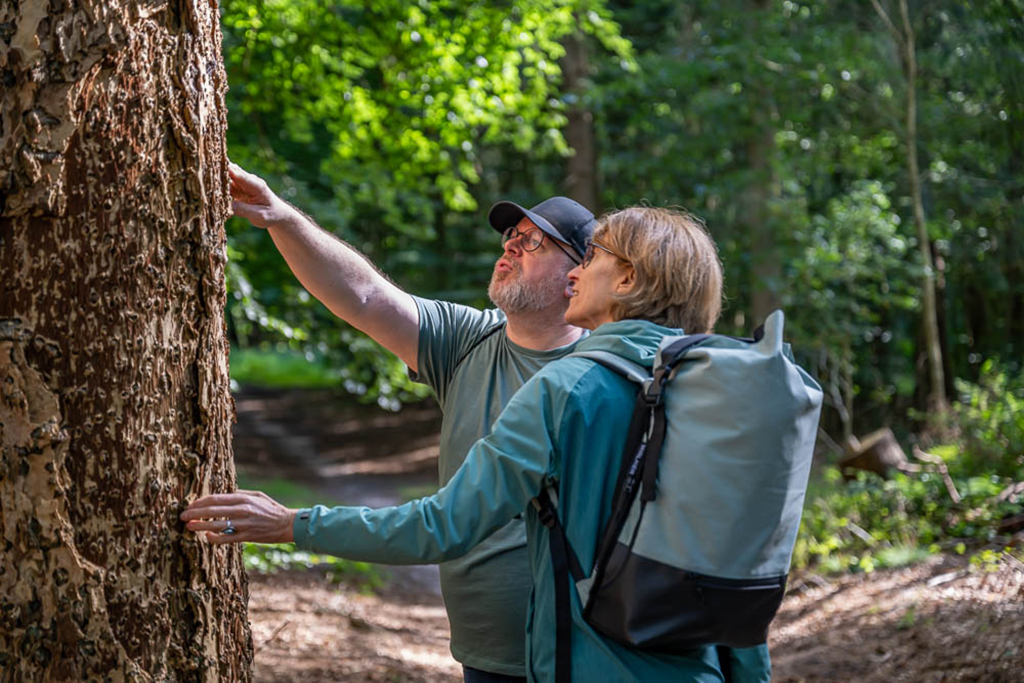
top-left (0, 0), bottom-right (252, 680)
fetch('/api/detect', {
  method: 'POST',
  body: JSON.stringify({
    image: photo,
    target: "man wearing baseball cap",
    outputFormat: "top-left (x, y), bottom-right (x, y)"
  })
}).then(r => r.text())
top-left (227, 162), bottom-right (595, 682)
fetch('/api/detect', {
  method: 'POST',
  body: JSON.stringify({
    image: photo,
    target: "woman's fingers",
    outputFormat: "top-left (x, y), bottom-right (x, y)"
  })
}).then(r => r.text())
top-left (185, 519), bottom-right (233, 532)
top-left (180, 505), bottom-right (246, 521)
top-left (206, 532), bottom-right (242, 545)
top-left (186, 493), bottom-right (252, 508)
top-left (180, 490), bottom-right (297, 544)
top-left (180, 494), bottom-right (254, 521)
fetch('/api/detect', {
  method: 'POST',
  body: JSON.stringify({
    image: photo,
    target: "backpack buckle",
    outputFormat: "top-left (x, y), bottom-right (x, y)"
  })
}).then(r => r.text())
top-left (531, 494), bottom-right (557, 529)
top-left (643, 367), bottom-right (670, 405)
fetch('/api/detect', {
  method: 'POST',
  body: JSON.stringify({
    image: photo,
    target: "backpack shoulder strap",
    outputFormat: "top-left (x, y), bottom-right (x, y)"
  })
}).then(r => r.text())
top-left (532, 487), bottom-right (584, 683)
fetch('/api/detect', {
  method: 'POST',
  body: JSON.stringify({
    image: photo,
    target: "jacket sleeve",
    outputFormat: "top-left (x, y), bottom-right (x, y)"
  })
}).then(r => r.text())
top-left (292, 369), bottom-right (570, 564)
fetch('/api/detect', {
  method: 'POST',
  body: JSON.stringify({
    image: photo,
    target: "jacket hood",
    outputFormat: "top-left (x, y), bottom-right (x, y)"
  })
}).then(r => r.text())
top-left (573, 319), bottom-right (684, 368)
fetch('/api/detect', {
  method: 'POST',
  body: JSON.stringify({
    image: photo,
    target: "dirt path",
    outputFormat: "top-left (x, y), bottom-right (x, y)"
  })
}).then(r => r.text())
top-left (234, 388), bottom-right (1024, 681)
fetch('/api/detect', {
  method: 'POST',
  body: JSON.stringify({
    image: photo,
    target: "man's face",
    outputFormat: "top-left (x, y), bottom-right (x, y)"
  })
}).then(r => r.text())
top-left (488, 217), bottom-right (577, 315)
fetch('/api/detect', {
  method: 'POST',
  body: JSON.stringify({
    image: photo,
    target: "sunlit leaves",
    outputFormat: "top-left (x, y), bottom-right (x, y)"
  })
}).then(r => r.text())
top-left (219, 0), bottom-right (631, 404)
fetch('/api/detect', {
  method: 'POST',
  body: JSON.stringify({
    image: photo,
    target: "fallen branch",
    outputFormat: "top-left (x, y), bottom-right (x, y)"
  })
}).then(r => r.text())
top-left (995, 481), bottom-right (1024, 503)
top-left (845, 520), bottom-right (877, 546)
top-left (255, 619), bottom-right (292, 654)
top-left (912, 447), bottom-right (961, 504)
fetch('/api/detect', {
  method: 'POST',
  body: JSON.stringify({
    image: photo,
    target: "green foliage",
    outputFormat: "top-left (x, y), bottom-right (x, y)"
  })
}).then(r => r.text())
top-left (219, 0), bottom-right (632, 404)
top-left (217, 0), bottom-right (1021, 425)
top-left (953, 360), bottom-right (1024, 478)
top-left (243, 542), bottom-right (384, 592)
top-left (794, 365), bottom-right (1023, 575)
top-left (230, 347), bottom-right (341, 389)
top-left (786, 181), bottom-right (922, 430)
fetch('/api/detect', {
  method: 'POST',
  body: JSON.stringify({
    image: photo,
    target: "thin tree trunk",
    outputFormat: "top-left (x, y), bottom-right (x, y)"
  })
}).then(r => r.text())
top-left (561, 29), bottom-right (600, 213)
top-left (745, 120), bottom-right (782, 324)
top-left (0, 0), bottom-right (252, 679)
top-left (872, 0), bottom-right (948, 416)
top-left (745, 0), bottom-right (782, 325)
top-left (898, 0), bottom-right (948, 415)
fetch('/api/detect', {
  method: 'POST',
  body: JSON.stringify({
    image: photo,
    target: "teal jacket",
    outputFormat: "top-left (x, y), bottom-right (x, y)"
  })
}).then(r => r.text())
top-left (294, 320), bottom-right (772, 682)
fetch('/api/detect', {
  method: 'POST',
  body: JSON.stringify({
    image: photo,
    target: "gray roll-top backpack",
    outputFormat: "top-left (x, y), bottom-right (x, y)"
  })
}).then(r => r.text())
top-left (532, 310), bottom-right (823, 682)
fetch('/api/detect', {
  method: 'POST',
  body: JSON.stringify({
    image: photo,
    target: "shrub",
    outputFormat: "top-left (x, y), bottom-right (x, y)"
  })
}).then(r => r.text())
top-left (795, 363), bottom-right (1023, 575)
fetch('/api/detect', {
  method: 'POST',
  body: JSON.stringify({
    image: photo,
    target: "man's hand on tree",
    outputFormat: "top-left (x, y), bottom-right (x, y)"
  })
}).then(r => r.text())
top-left (180, 489), bottom-right (298, 545)
top-left (228, 162), bottom-right (298, 229)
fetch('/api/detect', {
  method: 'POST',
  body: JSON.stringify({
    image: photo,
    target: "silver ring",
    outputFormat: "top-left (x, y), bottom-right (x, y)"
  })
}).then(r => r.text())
top-left (223, 520), bottom-right (237, 535)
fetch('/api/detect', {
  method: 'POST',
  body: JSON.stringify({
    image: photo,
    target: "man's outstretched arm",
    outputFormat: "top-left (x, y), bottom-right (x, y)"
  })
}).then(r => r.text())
top-left (228, 163), bottom-right (420, 372)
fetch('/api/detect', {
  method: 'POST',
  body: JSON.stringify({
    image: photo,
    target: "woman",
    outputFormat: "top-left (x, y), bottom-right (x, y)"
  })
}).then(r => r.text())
top-left (182, 207), bottom-right (771, 681)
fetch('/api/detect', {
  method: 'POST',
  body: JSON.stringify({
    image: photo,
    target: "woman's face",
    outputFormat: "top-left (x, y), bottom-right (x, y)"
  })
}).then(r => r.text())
top-left (565, 239), bottom-right (635, 330)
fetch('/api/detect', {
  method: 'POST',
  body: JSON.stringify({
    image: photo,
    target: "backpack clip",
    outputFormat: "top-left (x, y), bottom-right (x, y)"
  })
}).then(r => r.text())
top-left (532, 489), bottom-right (558, 529)
top-left (642, 366), bottom-right (670, 406)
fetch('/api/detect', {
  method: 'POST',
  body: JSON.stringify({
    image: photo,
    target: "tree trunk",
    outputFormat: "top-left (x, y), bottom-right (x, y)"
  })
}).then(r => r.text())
top-left (898, 0), bottom-right (947, 417)
top-left (0, 1), bottom-right (252, 680)
top-left (745, 120), bottom-right (782, 324)
top-left (561, 29), bottom-right (600, 213)
top-left (744, 0), bottom-right (782, 325)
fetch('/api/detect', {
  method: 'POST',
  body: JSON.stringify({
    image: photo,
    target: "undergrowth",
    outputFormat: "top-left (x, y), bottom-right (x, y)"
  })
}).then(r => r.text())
top-left (795, 361), bottom-right (1024, 575)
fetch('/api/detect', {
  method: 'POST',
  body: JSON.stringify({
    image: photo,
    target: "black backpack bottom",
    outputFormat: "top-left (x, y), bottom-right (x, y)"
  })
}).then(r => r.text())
top-left (585, 542), bottom-right (787, 653)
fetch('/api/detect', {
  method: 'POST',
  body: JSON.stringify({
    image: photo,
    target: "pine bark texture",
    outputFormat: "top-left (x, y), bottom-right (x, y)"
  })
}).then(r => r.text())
top-left (0, 0), bottom-right (252, 680)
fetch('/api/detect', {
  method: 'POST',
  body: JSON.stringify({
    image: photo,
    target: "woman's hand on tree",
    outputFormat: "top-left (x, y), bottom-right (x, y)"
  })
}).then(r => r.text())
top-left (180, 489), bottom-right (298, 545)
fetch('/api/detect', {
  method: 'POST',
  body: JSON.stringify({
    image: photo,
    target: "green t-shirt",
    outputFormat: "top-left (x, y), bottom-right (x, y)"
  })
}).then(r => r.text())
top-left (410, 296), bottom-right (584, 677)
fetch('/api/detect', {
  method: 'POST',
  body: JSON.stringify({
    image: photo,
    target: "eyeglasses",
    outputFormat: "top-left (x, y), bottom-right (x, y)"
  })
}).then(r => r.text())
top-left (582, 239), bottom-right (629, 269)
top-left (501, 226), bottom-right (581, 265)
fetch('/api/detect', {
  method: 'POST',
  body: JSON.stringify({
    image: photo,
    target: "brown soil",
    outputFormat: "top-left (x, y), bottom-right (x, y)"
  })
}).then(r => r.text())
top-left (772, 556), bottom-right (1023, 682)
top-left (234, 388), bottom-right (1024, 681)
top-left (248, 569), bottom-right (458, 682)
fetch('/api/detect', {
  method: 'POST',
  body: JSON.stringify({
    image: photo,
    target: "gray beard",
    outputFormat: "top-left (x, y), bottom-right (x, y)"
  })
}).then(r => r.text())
top-left (488, 261), bottom-right (568, 315)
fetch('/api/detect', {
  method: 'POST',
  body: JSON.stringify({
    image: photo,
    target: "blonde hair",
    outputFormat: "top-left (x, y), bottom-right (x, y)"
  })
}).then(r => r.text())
top-left (595, 206), bottom-right (723, 333)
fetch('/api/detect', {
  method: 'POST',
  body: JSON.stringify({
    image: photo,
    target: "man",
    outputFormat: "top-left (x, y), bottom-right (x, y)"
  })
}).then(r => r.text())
top-left (227, 163), bottom-right (595, 682)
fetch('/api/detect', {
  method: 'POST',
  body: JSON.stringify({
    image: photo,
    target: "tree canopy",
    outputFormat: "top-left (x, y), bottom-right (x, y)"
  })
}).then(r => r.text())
top-left (222, 0), bottom-right (1023, 435)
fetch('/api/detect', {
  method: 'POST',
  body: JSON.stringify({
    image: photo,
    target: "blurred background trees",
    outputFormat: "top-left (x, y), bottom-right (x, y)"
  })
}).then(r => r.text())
top-left (221, 0), bottom-right (1022, 569)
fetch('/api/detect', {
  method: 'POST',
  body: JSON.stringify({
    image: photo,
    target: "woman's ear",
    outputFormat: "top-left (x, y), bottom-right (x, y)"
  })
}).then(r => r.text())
top-left (614, 264), bottom-right (636, 294)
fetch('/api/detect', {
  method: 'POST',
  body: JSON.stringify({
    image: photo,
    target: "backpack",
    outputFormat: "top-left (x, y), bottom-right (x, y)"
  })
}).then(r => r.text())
top-left (532, 310), bottom-right (823, 682)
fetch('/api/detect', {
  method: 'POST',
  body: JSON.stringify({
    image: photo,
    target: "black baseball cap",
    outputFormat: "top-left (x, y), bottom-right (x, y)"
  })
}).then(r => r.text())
top-left (488, 197), bottom-right (597, 260)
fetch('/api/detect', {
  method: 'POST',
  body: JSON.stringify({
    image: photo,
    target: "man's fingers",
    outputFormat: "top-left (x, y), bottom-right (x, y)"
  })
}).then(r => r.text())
top-left (231, 201), bottom-right (270, 226)
top-left (228, 176), bottom-right (266, 202)
top-left (227, 162), bottom-right (257, 183)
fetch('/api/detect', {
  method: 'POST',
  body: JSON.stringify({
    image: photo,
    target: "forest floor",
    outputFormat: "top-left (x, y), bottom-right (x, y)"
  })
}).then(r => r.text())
top-left (233, 388), bottom-right (1024, 682)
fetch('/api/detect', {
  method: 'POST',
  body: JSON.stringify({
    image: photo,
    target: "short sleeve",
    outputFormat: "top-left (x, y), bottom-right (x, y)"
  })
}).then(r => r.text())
top-left (409, 295), bottom-right (505, 405)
